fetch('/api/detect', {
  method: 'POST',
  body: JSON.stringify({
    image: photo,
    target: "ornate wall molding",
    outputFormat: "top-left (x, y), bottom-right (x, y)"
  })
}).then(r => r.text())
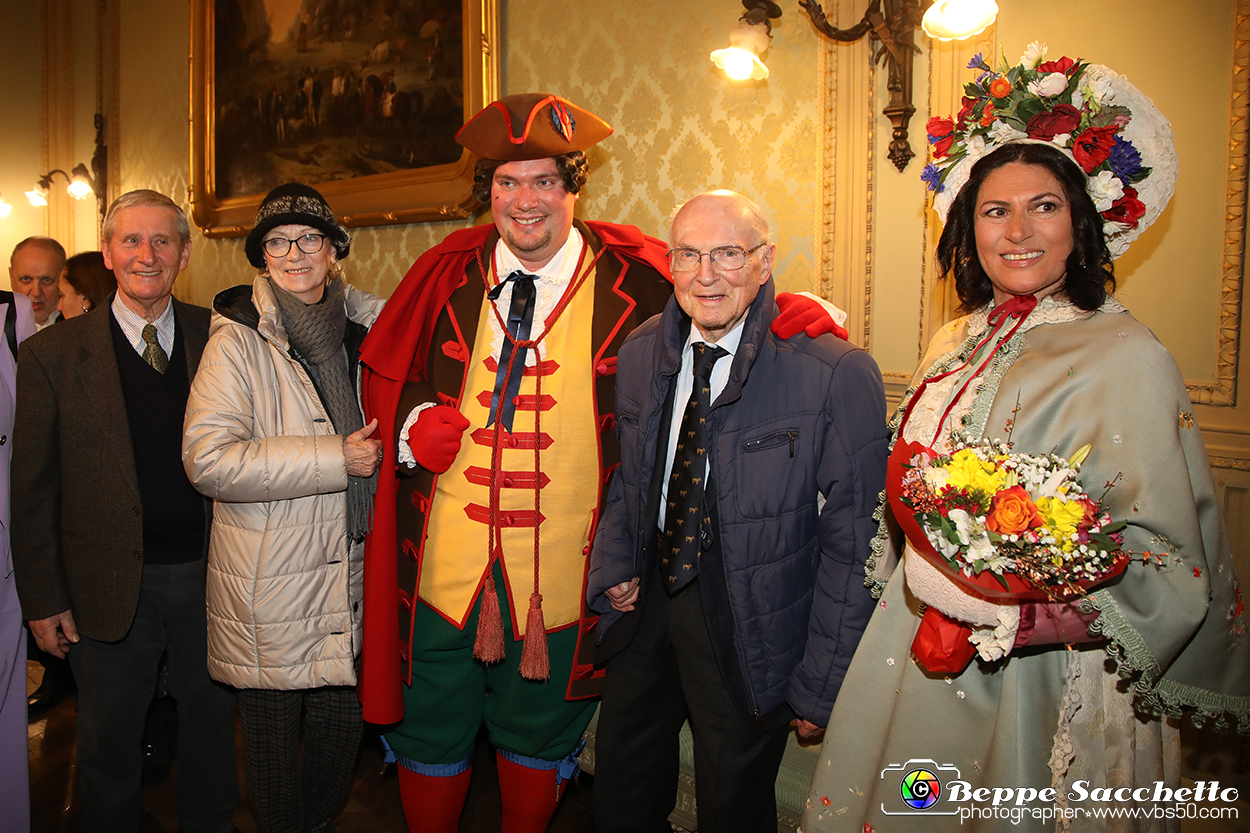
top-left (1190, 0), bottom-right (1249, 407)
top-left (816, 0), bottom-right (875, 349)
top-left (1211, 456), bottom-right (1250, 472)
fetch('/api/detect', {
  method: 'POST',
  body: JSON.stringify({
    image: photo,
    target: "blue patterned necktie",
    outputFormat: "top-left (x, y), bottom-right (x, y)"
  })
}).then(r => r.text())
top-left (486, 270), bottom-right (536, 432)
top-left (661, 342), bottom-right (727, 593)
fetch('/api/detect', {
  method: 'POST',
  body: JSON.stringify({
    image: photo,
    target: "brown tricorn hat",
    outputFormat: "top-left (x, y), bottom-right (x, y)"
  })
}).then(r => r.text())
top-left (455, 93), bottom-right (613, 160)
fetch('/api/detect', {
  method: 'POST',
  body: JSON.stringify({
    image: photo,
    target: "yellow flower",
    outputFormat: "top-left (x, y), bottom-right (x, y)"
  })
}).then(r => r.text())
top-left (943, 449), bottom-right (1008, 498)
top-left (1036, 496), bottom-right (1085, 551)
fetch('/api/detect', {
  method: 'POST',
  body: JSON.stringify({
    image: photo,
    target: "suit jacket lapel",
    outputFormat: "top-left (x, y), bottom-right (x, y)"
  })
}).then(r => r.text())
top-left (77, 306), bottom-right (140, 498)
top-left (173, 298), bottom-right (209, 376)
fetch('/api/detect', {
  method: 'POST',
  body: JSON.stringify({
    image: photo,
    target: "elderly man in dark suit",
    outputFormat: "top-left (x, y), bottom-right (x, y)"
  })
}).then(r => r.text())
top-left (12, 190), bottom-right (238, 833)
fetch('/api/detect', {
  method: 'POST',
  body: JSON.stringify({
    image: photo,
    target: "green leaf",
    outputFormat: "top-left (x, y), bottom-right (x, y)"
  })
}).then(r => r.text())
top-left (1016, 99), bottom-right (1046, 123)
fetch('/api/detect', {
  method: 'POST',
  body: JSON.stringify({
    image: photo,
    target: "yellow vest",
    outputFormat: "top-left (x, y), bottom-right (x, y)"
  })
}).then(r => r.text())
top-left (419, 246), bottom-right (600, 637)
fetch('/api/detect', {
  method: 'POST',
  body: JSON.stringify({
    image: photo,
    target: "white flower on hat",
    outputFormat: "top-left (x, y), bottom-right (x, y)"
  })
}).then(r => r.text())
top-left (964, 134), bottom-right (992, 165)
top-left (1019, 41), bottom-right (1047, 70)
top-left (1027, 72), bottom-right (1068, 98)
top-left (988, 121), bottom-right (1027, 145)
top-left (1087, 170), bottom-right (1126, 212)
top-left (1081, 65), bottom-right (1116, 107)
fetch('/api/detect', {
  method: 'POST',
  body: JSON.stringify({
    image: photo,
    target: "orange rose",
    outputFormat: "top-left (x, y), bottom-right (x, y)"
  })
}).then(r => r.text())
top-left (986, 485), bottom-right (1043, 535)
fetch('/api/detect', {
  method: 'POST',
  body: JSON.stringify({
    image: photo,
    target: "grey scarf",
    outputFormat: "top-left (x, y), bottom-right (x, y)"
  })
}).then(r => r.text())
top-left (269, 276), bottom-right (374, 542)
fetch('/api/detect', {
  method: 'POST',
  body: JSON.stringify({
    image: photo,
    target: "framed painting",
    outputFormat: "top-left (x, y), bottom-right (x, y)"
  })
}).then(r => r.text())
top-left (190, 0), bottom-right (499, 237)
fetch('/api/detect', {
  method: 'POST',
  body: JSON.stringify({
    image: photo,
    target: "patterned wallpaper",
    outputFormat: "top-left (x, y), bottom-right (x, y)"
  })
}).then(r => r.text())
top-left (115, 0), bottom-right (822, 308)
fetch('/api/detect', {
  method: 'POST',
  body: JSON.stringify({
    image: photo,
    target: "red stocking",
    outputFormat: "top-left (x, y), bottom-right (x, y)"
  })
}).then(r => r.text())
top-left (496, 752), bottom-right (566, 833)
top-left (396, 764), bottom-right (473, 833)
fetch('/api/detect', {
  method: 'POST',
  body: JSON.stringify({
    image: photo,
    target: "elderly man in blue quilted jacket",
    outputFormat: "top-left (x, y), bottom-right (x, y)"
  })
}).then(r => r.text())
top-left (586, 190), bottom-right (888, 832)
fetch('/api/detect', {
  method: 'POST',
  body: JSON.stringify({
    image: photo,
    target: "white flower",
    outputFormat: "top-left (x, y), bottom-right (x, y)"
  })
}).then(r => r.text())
top-left (1027, 72), bottom-right (1068, 98)
top-left (1019, 41), bottom-right (1047, 70)
top-left (966, 531), bottom-right (997, 566)
top-left (1081, 66), bottom-right (1115, 106)
top-left (1038, 467), bottom-right (1077, 499)
top-left (1087, 170), bottom-right (1125, 212)
top-left (924, 466), bottom-right (951, 492)
top-left (1050, 133), bottom-right (1072, 149)
top-left (947, 508), bottom-right (974, 545)
top-left (964, 134), bottom-right (991, 164)
top-left (927, 528), bottom-right (962, 560)
top-left (988, 121), bottom-right (1027, 145)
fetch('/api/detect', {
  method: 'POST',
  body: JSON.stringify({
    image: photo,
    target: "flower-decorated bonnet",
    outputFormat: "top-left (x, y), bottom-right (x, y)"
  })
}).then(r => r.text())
top-left (922, 43), bottom-right (1177, 259)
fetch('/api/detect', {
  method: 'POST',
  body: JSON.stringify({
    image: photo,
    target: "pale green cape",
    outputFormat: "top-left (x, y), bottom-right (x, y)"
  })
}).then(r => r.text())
top-left (802, 300), bottom-right (1249, 832)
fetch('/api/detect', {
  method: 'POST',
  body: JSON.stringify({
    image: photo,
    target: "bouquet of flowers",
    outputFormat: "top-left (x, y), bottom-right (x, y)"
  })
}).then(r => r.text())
top-left (921, 42), bottom-right (1176, 259)
top-left (900, 434), bottom-right (1126, 595)
top-left (888, 434), bottom-right (1129, 672)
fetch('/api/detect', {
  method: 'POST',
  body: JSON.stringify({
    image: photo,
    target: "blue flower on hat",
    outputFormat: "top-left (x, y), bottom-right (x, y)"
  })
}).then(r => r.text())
top-left (921, 163), bottom-right (943, 193)
top-left (967, 52), bottom-right (992, 72)
top-left (1107, 137), bottom-right (1143, 185)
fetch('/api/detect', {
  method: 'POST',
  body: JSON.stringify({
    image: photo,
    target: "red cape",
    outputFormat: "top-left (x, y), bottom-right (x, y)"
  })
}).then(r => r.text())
top-left (357, 221), bottom-right (670, 724)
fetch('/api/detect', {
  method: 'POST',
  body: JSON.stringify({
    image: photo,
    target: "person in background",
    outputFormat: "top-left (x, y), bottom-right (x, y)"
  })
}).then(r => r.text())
top-left (9, 236), bottom-right (65, 329)
top-left (184, 182), bottom-right (384, 833)
top-left (0, 289), bottom-right (36, 830)
top-left (12, 189), bottom-right (239, 833)
top-left (59, 251), bottom-right (117, 319)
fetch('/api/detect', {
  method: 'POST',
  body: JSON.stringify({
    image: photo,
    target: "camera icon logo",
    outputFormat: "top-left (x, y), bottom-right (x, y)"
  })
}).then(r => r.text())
top-left (880, 758), bottom-right (961, 816)
top-left (900, 767), bottom-right (942, 809)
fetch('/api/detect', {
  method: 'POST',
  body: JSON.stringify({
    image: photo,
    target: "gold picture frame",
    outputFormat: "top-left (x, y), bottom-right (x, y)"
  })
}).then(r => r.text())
top-left (189, 0), bottom-right (499, 237)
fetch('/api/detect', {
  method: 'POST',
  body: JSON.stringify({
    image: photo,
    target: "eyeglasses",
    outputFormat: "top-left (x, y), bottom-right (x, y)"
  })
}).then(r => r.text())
top-left (666, 243), bottom-right (766, 273)
top-left (262, 233), bottom-right (326, 258)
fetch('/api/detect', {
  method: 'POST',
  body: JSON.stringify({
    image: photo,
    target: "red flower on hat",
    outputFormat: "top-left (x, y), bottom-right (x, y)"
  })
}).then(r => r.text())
top-left (927, 116), bottom-right (956, 158)
top-left (1026, 103), bottom-right (1081, 141)
top-left (1038, 56), bottom-right (1078, 75)
top-left (1073, 125), bottom-right (1120, 173)
top-left (956, 96), bottom-right (979, 130)
top-left (1103, 187), bottom-right (1145, 228)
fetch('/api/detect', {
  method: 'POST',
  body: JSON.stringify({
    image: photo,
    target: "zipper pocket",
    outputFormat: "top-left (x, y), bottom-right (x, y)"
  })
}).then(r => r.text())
top-left (743, 430), bottom-right (798, 458)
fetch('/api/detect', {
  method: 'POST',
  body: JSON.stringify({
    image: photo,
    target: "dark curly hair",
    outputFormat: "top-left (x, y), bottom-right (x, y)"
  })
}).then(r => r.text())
top-left (936, 143), bottom-right (1115, 313)
top-left (471, 151), bottom-right (590, 205)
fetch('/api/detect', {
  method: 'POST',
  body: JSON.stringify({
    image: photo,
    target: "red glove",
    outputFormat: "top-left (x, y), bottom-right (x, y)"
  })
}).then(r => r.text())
top-left (772, 292), bottom-right (850, 341)
top-left (408, 405), bottom-right (470, 473)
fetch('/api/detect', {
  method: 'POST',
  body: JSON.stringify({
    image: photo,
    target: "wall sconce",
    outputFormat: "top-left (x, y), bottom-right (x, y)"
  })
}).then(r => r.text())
top-left (0, 195), bottom-right (11, 218)
top-left (800, 0), bottom-right (998, 171)
top-left (26, 113), bottom-right (109, 222)
top-left (711, 0), bottom-right (783, 81)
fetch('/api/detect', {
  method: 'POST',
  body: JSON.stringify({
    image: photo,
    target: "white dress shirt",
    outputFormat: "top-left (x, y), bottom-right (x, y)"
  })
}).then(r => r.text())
top-left (111, 294), bottom-right (176, 358)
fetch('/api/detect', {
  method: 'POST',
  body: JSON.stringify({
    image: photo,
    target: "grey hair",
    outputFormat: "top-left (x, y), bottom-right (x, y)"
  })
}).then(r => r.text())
top-left (667, 190), bottom-right (772, 247)
top-left (10, 235), bottom-right (67, 270)
top-left (101, 190), bottom-right (191, 247)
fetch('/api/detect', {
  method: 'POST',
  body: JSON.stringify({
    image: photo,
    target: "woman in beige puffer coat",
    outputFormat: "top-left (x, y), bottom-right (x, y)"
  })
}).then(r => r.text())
top-left (182, 183), bottom-right (384, 833)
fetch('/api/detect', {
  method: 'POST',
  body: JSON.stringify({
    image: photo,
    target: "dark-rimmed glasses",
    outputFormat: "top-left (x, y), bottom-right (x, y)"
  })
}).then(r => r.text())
top-left (262, 233), bottom-right (327, 258)
top-left (666, 243), bottom-right (766, 273)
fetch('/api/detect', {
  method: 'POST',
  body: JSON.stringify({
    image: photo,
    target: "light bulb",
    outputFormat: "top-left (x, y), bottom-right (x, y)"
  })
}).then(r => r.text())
top-left (922, 0), bottom-right (998, 42)
top-left (722, 48), bottom-right (757, 81)
top-left (26, 188), bottom-right (48, 207)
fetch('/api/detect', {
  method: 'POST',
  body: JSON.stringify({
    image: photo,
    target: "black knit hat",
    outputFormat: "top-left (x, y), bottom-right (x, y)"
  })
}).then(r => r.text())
top-left (245, 182), bottom-right (352, 268)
